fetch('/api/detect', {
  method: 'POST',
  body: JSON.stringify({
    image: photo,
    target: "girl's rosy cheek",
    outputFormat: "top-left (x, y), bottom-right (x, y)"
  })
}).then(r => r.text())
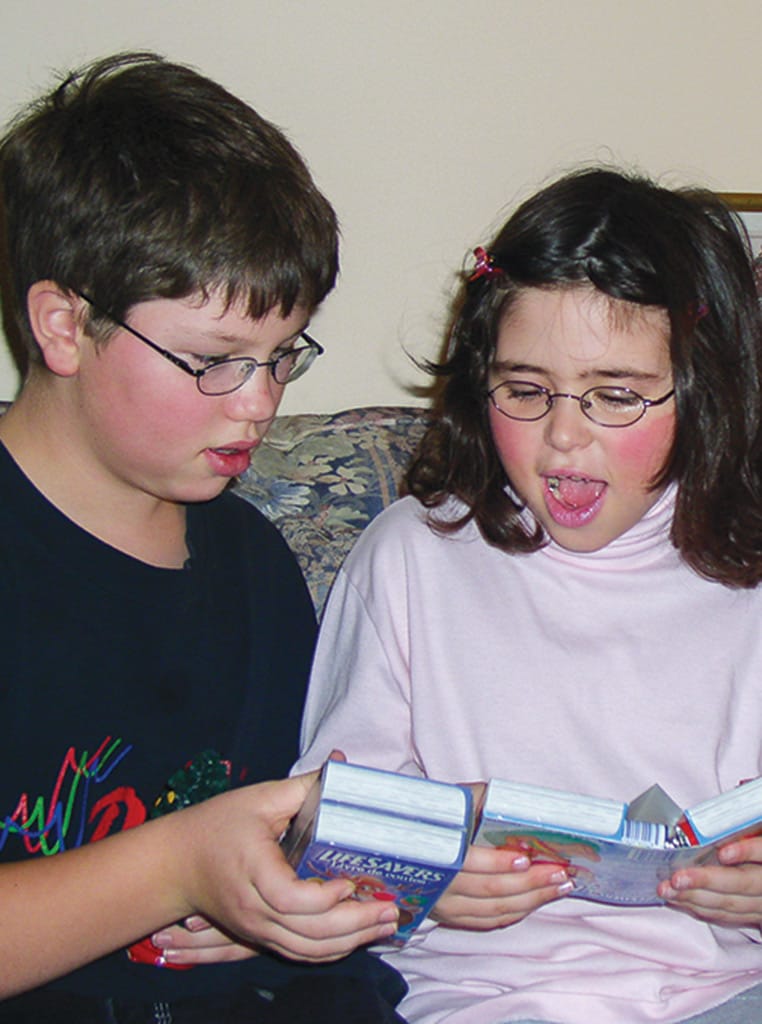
top-left (613, 414), bottom-right (675, 479)
top-left (488, 411), bottom-right (530, 470)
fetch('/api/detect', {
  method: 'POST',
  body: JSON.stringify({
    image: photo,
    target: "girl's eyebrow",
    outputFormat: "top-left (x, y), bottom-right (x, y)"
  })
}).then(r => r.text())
top-left (492, 359), bottom-right (666, 383)
top-left (491, 359), bottom-right (545, 376)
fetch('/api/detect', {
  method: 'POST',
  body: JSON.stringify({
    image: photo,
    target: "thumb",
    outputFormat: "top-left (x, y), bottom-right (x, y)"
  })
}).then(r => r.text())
top-left (255, 771), bottom-right (320, 836)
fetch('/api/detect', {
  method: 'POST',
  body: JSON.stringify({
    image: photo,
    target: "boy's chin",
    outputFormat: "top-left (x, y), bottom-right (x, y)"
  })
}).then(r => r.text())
top-left (167, 478), bottom-right (235, 505)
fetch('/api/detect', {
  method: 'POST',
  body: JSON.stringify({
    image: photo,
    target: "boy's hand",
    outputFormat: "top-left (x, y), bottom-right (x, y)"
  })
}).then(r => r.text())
top-left (168, 772), bottom-right (400, 962)
top-left (658, 836), bottom-right (762, 927)
top-left (431, 844), bottom-right (574, 931)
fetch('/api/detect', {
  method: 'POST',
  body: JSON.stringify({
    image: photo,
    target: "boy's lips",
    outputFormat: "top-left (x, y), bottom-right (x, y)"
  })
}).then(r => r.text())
top-left (205, 440), bottom-right (259, 477)
top-left (210, 440), bottom-right (259, 455)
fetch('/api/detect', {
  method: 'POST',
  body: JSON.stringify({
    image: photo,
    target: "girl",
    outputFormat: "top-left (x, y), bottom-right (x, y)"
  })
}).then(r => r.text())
top-left (295, 168), bottom-right (762, 1024)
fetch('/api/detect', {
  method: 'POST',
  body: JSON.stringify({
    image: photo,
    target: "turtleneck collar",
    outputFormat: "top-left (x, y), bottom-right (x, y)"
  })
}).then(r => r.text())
top-left (535, 482), bottom-right (679, 570)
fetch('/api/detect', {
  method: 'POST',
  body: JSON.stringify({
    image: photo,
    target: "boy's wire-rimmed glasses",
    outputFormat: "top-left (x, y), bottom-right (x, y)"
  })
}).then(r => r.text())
top-left (76, 291), bottom-right (324, 396)
top-left (487, 380), bottom-right (675, 428)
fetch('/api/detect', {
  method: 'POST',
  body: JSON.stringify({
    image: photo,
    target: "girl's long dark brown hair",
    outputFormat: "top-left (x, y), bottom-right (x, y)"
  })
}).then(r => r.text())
top-left (406, 168), bottom-right (762, 587)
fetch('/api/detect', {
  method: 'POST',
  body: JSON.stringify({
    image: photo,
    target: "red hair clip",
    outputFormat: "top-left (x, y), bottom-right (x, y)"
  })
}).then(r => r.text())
top-left (688, 301), bottom-right (709, 325)
top-left (469, 246), bottom-right (502, 282)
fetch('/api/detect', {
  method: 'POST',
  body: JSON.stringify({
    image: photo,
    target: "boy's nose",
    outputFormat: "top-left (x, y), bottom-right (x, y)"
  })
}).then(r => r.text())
top-left (543, 395), bottom-right (594, 451)
top-left (224, 365), bottom-right (283, 424)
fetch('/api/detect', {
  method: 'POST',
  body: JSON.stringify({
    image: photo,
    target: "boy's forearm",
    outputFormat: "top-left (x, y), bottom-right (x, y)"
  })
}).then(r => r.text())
top-left (0, 814), bottom-right (189, 998)
top-left (0, 774), bottom-right (397, 996)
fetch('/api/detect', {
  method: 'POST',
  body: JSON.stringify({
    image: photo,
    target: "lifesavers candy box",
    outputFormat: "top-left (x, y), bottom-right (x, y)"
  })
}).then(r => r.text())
top-left (282, 760), bottom-right (473, 943)
top-left (473, 775), bottom-right (762, 906)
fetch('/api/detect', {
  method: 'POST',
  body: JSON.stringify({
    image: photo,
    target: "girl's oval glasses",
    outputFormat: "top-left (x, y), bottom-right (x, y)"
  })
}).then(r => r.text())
top-left (76, 291), bottom-right (323, 396)
top-left (487, 379), bottom-right (675, 428)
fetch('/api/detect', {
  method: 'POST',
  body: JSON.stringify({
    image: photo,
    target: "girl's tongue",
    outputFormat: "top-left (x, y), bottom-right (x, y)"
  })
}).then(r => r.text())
top-left (547, 475), bottom-right (605, 510)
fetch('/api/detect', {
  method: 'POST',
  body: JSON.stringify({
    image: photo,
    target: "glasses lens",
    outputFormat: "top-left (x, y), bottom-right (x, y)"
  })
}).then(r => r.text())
top-left (273, 344), bottom-right (317, 385)
top-left (584, 387), bottom-right (644, 426)
top-left (198, 360), bottom-right (254, 396)
top-left (490, 382), bottom-right (549, 421)
top-left (196, 341), bottom-right (321, 394)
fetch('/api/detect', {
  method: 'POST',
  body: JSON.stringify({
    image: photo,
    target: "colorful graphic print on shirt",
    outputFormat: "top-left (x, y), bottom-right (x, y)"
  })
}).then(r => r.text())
top-left (0, 736), bottom-right (145, 855)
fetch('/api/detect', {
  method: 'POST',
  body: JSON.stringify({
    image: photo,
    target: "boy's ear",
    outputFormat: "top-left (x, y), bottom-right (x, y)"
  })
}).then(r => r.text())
top-left (26, 281), bottom-right (86, 377)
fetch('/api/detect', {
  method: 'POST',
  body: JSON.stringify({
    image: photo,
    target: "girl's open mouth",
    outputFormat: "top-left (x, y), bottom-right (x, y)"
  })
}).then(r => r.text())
top-left (546, 474), bottom-right (606, 510)
top-left (544, 474), bottom-right (606, 527)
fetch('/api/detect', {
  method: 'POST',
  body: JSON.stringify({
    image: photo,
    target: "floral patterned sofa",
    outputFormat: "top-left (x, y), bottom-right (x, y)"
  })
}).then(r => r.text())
top-left (235, 406), bottom-right (429, 615)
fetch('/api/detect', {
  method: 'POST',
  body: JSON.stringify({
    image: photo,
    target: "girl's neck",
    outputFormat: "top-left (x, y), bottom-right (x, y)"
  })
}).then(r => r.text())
top-left (539, 484), bottom-right (677, 570)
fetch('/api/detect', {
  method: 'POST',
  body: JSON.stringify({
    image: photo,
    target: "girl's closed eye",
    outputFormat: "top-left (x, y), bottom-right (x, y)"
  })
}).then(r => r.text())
top-left (594, 388), bottom-right (644, 412)
top-left (489, 381), bottom-right (549, 417)
top-left (505, 381), bottom-right (546, 398)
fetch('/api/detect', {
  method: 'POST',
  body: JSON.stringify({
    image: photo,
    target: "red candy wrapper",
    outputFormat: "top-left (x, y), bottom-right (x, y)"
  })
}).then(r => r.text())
top-left (126, 750), bottom-right (231, 969)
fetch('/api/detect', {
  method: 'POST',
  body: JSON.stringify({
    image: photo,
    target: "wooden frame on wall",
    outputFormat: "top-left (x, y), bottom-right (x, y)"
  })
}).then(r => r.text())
top-left (717, 193), bottom-right (762, 257)
top-left (718, 192), bottom-right (762, 213)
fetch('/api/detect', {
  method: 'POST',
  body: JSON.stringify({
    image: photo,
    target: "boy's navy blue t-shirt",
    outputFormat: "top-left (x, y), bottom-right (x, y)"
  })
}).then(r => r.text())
top-left (0, 443), bottom-right (392, 1002)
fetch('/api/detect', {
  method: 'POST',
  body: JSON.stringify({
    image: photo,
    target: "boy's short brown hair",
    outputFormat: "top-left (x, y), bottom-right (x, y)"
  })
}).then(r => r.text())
top-left (0, 51), bottom-right (339, 369)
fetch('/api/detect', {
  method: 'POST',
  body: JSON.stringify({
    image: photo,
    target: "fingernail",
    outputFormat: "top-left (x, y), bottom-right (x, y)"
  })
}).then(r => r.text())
top-left (152, 931), bottom-right (171, 946)
top-left (557, 880), bottom-right (574, 896)
top-left (511, 855), bottom-right (531, 870)
top-left (549, 870), bottom-right (568, 884)
top-left (379, 906), bottom-right (399, 923)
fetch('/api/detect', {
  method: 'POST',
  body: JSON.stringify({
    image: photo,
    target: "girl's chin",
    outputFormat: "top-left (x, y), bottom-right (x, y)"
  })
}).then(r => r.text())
top-left (545, 528), bottom-right (613, 554)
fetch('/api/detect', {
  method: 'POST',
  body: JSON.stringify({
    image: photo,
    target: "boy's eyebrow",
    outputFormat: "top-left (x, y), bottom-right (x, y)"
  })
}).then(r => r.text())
top-left (193, 323), bottom-right (311, 348)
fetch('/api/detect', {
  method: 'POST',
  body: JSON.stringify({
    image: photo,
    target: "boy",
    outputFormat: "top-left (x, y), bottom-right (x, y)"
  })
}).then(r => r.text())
top-left (0, 52), bottom-right (405, 1022)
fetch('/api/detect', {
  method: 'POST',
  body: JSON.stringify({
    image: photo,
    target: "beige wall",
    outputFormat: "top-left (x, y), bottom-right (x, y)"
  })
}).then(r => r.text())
top-left (1, 0), bottom-right (760, 412)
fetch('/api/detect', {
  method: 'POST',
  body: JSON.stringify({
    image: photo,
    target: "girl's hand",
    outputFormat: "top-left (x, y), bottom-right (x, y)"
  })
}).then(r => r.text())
top-left (431, 844), bottom-right (574, 930)
top-left (151, 917), bottom-right (258, 966)
top-left (658, 836), bottom-right (762, 927)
